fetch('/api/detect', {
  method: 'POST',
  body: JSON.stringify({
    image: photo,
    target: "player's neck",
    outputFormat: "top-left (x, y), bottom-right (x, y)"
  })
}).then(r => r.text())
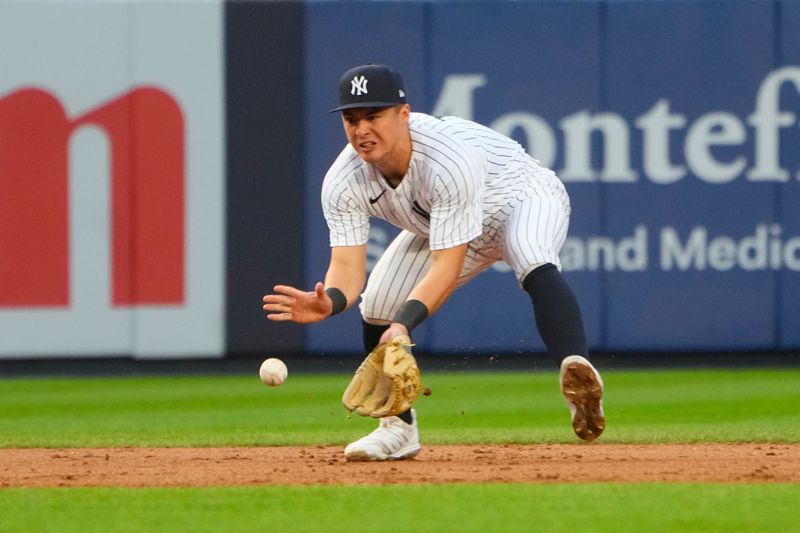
top-left (376, 132), bottom-right (412, 186)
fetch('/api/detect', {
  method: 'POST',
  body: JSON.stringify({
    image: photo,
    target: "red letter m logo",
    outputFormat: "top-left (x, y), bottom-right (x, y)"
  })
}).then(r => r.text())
top-left (0, 87), bottom-right (185, 307)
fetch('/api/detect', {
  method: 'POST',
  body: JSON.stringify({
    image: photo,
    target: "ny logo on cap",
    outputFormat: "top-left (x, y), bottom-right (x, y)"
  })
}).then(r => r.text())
top-left (350, 75), bottom-right (368, 96)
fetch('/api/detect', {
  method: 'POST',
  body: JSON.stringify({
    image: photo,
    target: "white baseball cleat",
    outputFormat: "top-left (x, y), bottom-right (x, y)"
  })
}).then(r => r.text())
top-left (344, 409), bottom-right (421, 461)
top-left (560, 355), bottom-right (605, 442)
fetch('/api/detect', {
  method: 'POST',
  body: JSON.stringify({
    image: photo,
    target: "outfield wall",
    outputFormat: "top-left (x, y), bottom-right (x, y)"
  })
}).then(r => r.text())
top-left (0, 1), bottom-right (798, 359)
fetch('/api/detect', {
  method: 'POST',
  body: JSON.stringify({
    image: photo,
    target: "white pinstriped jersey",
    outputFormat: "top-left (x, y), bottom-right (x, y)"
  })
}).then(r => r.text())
top-left (321, 112), bottom-right (569, 259)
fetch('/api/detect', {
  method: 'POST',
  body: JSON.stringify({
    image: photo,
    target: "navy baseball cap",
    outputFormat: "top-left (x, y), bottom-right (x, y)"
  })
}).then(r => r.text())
top-left (330, 64), bottom-right (407, 113)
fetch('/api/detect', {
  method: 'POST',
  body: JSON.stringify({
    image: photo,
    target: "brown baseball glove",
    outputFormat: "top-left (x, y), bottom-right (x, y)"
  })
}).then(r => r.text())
top-left (342, 334), bottom-right (422, 418)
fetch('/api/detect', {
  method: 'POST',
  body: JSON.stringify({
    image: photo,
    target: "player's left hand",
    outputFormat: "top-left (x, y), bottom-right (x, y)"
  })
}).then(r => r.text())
top-left (262, 282), bottom-right (332, 324)
top-left (342, 334), bottom-right (422, 418)
top-left (379, 323), bottom-right (409, 344)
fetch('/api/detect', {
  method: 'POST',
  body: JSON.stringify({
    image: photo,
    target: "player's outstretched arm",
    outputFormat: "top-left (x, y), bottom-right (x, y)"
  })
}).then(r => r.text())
top-left (262, 282), bottom-right (332, 324)
top-left (262, 245), bottom-right (366, 325)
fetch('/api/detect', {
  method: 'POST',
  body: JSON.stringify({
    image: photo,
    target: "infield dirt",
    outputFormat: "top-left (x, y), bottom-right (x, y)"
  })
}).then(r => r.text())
top-left (1, 444), bottom-right (798, 487)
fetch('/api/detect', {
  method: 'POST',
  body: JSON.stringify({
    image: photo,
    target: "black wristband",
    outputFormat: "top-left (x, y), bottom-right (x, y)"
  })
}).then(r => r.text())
top-left (325, 287), bottom-right (347, 316)
top-left (392, 299), bottom-right (429, 332)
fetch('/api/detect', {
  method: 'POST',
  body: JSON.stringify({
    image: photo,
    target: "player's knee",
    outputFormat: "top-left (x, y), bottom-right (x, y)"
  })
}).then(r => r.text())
top-left (359, 291), bottom-right (388, 323)
top-left (522, 263), bottom-right (557, 294)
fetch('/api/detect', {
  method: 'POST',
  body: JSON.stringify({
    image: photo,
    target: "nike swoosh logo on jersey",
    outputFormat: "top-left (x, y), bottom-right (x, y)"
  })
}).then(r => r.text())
top-left (369, 189), bottom-right (387, 204)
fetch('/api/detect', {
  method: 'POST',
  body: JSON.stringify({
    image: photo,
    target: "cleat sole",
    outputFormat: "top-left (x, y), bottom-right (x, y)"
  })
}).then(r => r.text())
top-left (561, 362), bottom-right (605, 442)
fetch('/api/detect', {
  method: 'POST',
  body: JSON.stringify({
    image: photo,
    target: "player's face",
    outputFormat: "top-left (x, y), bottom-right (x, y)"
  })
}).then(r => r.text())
top-left (341, 105), bottom-right (410, 165)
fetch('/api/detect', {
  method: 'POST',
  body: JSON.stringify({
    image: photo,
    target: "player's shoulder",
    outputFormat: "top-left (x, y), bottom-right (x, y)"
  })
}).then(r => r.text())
top-left (409, 112), bottom-right (485, 167)
top-left (321, 145), bottom-right (382, 210)
top-left (324, 145), bottom-right (364, 183)
top-left (410, 112), bottom-right (493, 147)
top-left (410, 112), bottom-right (475, 148)
top-left (321, 145), bottom-right (362, 199)
top-left (409, 112), bottom-right (477, 134)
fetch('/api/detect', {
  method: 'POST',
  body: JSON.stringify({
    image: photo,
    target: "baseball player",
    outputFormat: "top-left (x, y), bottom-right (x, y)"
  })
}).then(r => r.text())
top-left (263, 64), bottom-right (605, 461)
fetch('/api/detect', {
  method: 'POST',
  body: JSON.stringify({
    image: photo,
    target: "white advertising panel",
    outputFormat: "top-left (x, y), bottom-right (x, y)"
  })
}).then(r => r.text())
top-left (0, 2), bottom-right (225, 358)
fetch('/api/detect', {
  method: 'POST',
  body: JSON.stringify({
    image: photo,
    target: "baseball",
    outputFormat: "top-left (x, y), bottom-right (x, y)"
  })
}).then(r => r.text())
top-left (259, 358), bottom-right (288, 387)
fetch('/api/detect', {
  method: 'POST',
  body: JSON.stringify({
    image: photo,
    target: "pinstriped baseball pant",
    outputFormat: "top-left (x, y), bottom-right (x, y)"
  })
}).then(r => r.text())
top-left (359, 191), bottom-right (571, 324)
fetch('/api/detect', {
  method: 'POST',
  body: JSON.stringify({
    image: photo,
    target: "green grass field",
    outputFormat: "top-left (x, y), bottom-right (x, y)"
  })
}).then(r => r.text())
top-left (1, 367), bottom-right (799, 532)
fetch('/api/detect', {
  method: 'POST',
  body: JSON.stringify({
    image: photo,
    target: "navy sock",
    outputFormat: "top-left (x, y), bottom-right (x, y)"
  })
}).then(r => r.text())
top-left (522, 264), bottom-right (588, 363)
top-left (362, 320), bottom-right (389, 353)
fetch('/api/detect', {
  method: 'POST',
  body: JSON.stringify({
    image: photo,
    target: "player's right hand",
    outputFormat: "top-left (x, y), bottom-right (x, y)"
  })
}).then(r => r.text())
top-left (262, 282), bottom-right (332, 324)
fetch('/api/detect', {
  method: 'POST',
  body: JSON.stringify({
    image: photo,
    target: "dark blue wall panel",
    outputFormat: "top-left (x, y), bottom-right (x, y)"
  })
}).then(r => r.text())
top-left (779, 0), bottom-right (800, 348)
top-left (604, 1), bottom-right (778, 350)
